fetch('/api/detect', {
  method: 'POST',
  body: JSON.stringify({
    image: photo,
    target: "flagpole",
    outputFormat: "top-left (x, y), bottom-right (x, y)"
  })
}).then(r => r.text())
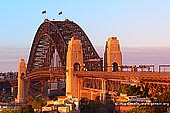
top-left (42, 10), bottom-right (47, 20)
top-left (58, 11), bottom-right (62, 15)
top-left (58, 11), bottom-right (63, 20)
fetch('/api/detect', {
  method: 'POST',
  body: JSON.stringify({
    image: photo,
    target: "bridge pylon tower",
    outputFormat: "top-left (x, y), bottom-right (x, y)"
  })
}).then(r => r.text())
top-left (16, 59), bottom-right (26, 103)
top-left (66, 36), bottom-right (83, 99)
top-left (104, 37), bottom-right (122, 72)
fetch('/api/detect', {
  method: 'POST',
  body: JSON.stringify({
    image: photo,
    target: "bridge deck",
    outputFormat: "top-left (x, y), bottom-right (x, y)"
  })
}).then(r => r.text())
top-left (74, 71), bottom-right (170, 81)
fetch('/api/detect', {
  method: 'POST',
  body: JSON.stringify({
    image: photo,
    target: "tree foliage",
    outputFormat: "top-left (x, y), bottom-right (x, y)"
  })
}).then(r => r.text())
top-left (156, 90), bottom-right (170, 102)
top-left (79, 95), bottom-right (115, 113)
top-left (154, 90), bottom-right (170, 113)
top-left (125, 106), bottom-right (154, 113)
top-left (0, 108), bottom-right (18, 113)
top-left (32, 98), bottom-right (47, 113)
top-left (19, 105), bottom-right (34, 113)
top-left (125, 90), bottom-right (170, 113)
top-left (119, 85), bottom-right (150, 98)
top-left (0, 105), bottom-right (33, 113)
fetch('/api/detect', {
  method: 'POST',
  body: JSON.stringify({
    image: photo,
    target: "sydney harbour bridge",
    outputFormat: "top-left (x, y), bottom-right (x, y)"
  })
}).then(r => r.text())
top-left (16, 19), bottom-right (170, 103)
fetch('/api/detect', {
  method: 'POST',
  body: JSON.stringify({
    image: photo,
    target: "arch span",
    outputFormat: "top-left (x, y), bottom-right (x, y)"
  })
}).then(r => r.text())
top-left (112, 62), bottom-right (118, 72)
top-left (26, 19), bottom-right (103, 97)
top-left (74, 62), bottom-right (81, 71)
top-left (27, 19), bottom-right (103, 73)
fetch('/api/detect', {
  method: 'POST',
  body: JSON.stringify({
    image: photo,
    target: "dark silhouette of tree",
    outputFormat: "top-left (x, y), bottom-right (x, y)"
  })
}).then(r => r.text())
top-left (105, 93), bottom-right (115, 113)
top-left (32, 98), bottom-right (47, 113)
top-left (125, 106), bottom-right (154, 113)
top-left (79, 97), bottom-right (89, 113)
top-left (20, 104), bottom-right (34, 113)
top-left (120, 85), bottom-right (142, 96)
top-left (154, 90), bottom-right (170, 113)
top-left (79, 94), bottom-right (115, 113)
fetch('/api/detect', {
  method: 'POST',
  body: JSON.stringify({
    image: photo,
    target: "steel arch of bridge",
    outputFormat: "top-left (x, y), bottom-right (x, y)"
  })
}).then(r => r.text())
top-left (26, 19), bottom-right (103, 97)
top-left (23, 19), bottom-right (170, 99)
top-left (27, 19), bottom-right (103, 73)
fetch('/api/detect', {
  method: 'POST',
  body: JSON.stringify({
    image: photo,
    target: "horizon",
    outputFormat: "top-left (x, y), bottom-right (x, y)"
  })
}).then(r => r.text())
top-left (1, 45), bottom-right (170, 72)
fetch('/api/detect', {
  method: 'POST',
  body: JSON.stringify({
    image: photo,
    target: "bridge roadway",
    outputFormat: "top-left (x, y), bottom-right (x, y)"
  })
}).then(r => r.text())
top-left (25, 67), bottom-right (66, 80)
top-left (25, 66), bottom-right (170, 85)
top-left (5, 68), bottom-right (170, 99)
top-left (74, 71), bottom-right (170, 85)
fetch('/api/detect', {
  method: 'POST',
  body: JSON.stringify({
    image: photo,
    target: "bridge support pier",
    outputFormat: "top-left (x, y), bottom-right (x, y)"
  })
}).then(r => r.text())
top-left (66, 37), bottom-right (83, 99)
top-left (16, 59), bottom-right (26, 103)
top-left (104, 37), bottom-right (122, 72)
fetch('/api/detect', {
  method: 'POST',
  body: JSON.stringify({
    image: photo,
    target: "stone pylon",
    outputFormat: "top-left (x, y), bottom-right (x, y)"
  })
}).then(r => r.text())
top-left (104, 37), bottom-right (122, 72)
top-left (17, 59), bottom-right (26, 103)
top-left (66, 36), bottom-right (83, 99)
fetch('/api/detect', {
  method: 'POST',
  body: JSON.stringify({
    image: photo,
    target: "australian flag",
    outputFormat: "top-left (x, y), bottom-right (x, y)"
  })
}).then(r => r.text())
top-left (58, 11), bottom-right (62, 15)
top-left (42, 10), bottom-right (46, 14)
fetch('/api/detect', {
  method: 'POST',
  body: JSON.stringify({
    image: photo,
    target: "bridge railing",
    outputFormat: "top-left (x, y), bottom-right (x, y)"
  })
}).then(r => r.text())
top-left (27, 66), bottom-right (66, 74)
top-left (159, 65), bottom-right (170, 72)
top-left (74, 64), bottom-right (170, 72)
top-left (49, 66), bottom-right (66, 71)
top-left (27, 64), bottom-right (170, 74)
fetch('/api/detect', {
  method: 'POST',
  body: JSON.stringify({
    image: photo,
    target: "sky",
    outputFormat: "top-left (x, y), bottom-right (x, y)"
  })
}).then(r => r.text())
top-left (0, 0), bottom-right (170, 72)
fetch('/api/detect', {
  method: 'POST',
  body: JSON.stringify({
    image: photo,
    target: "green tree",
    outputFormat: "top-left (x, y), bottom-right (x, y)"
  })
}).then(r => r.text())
top-left (79, 95), bottom-right (115, 113)
top-left (70, 110), bottom-right (81, 113)
top-left (32, 98), bottom-right (47, 113)
top-left (79, 97), bottom-right (89, 113)
top-left (19, 105), bottom-right (34, 113)
top-left (125, 106), bottom-right (154, 113)
top-left (118, 85), bottom-right (142, 96)
top-left (0, 108), bottom-right (18, 113)
top-left (154, 90), bottom-right (170, 113)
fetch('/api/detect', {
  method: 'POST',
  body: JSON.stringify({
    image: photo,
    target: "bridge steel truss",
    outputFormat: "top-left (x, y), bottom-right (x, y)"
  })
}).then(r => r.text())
top-left (26, 19), bottom-right (103, 97)
top-left (25, 18), bottom-right (170, 99)
top-left (74, 71), bottom-right (170, 99)
top-left (27, 19), bottom-right (102, 73)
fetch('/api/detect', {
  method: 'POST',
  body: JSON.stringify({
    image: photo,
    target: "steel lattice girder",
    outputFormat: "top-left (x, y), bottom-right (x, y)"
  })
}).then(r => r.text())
top-left (27, 19), bottom-right (103, 73)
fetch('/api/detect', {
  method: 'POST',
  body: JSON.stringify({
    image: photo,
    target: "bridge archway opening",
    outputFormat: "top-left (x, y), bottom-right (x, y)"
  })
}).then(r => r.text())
top-left (112, 62), bottom-right (118, 72)
top-left (32, 34), bottom-right (63, 70)
top-left (74, 62), bottom-right (80, 71)
top-left (21, 72), bottom-right (24, 79)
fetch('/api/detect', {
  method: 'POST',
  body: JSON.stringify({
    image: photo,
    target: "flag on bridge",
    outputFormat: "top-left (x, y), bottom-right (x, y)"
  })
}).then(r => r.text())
top-left (42, 10), bottom-right (46, 14)
top-left (58, 11), bottom-right (62, 15)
